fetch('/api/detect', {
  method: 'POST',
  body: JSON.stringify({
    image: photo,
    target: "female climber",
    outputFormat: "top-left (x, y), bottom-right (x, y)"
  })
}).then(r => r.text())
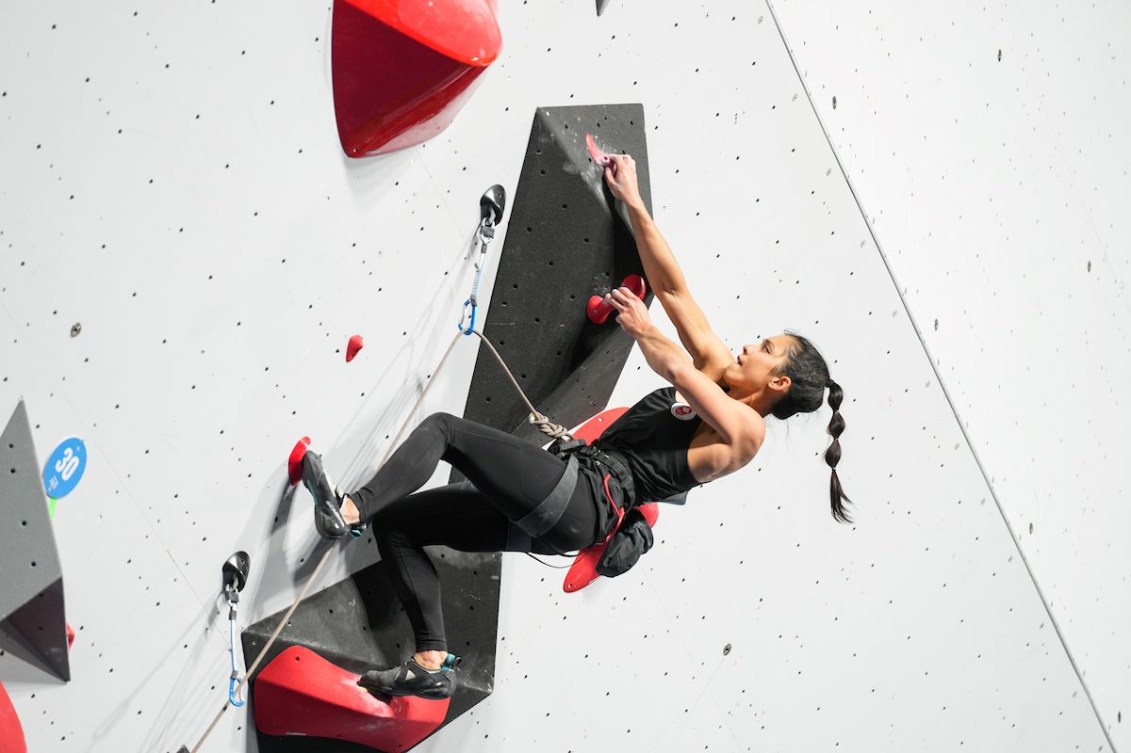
top-left (299, 153), bottom-right (852, 699)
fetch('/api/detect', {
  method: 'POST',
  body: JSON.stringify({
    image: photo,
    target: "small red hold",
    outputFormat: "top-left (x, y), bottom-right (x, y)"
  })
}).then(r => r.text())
top-left (346, 335), bottom-right (364, 363)
top-left (66, 622), bottom-right (75, 650)
top-left (287, 437), bottom-right (311, 486)
top-left (586, 273), bottom-right (647, 325)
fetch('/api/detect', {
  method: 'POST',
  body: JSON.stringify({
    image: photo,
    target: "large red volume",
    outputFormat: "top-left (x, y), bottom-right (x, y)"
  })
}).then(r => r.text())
top-left (0, 681), bottom-right (27, 753)
top-left (331, 0), bottom-right (502, 157)
top-left (562, 408), bottom-right (661, 593)
top-left (254, 646), bottom-right (449, 752)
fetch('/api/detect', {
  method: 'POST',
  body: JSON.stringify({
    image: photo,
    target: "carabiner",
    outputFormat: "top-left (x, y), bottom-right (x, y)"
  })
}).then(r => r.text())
top-left (476, 220), bottom-right (496, 247)
top-left (459, 298), bottom-right (478, 335)
top-left (229, 674), bottom-right (247, 707)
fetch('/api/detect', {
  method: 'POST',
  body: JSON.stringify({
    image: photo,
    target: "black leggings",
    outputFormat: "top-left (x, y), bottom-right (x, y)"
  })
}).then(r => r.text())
top-left (349, 412), bottom-right (607, 653)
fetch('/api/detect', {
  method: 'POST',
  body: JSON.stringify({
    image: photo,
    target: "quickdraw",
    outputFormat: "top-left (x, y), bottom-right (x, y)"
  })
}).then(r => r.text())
top-left (459, 184), bottom-right (506, 336)
top-left (220, 552), bottom-right (250, 707)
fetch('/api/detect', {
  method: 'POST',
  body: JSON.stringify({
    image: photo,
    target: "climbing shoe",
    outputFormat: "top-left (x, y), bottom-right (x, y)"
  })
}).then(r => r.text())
top-left (357, 654), bottom-right (461, 699)
top-left (301, 451), bottom-right (349, 539)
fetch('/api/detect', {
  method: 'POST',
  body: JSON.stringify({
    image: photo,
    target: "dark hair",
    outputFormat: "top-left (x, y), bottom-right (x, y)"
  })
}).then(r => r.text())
top-left (770, 334), bottom-right (853, 524)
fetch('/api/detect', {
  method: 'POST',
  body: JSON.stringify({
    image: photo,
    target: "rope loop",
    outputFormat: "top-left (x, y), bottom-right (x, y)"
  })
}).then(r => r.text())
top-left (529, 411), bottom-right (570, 439)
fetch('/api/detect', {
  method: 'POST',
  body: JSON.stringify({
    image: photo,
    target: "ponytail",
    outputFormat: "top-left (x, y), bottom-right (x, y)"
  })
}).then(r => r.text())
top-left (825, 381), bottom-right (852, 524)
top-left (767, 333), bottom-right (854, 524)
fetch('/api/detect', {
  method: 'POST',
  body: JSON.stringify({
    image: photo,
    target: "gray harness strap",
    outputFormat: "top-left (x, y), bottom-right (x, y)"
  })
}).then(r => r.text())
top-left (514, 455), bottom-right (578, 538)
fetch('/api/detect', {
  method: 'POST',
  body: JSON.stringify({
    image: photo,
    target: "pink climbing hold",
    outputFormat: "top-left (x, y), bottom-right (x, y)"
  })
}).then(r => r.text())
top-left (346, 335), bottom-right (364, 363)
top-left (586, 132), bottom-right (613, 168)
top-left (66, 622), bottom-right (74, 650)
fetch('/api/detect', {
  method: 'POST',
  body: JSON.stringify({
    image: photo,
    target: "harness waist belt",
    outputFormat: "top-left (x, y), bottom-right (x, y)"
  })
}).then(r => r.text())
top-left (575, 446), bottom-right (636, 509)
top-left (514, 455), bottom-right (579, 538)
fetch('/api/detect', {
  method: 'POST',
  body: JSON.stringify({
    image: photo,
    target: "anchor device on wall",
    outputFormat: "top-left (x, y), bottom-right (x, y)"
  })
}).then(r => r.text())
top-left (222, 551), bottom-right (251, 707)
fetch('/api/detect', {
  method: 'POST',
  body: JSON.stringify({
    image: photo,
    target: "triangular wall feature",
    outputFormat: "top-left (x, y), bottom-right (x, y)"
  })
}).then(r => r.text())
top-left (0, 401), bottom-right (69, 682)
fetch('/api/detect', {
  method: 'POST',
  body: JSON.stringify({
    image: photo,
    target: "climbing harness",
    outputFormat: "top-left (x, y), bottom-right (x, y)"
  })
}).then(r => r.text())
top-left (179, 185), bottom-right (578, 753)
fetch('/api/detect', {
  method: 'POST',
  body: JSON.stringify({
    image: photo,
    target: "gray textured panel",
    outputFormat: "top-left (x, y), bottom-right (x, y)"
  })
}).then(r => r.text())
top-left (0, 401), bottom-right (62, 620)
top-left (464, 104), bottom-right (652, 439)
top-left (0, 401), bottom-right (69, 681)
top-left (0, 579), bottom-right (69, 682)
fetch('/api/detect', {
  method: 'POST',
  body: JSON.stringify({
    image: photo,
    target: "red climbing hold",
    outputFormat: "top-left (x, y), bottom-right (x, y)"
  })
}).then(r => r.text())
top-left (287, 437), bottom-right (311, 486)
top-left (346, 334), bottom-right (364, 363)
top-left (587, 274), bottom-right (647, 325)
top-left (254, 646), bottom-right (448, 753)
top-left (331, 0), bottom-right (502, 157)
top-left (0, 681), bottom-right (27, 753)
top-left (569, 407), bottom-right (626, 445)
top-left (66, 622), bottom-right (74, 650)
top-left (561, 408), bottom-right (660, 593)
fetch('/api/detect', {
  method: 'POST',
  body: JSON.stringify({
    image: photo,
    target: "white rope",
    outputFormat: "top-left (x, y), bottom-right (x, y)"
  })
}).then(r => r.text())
top-left (469, 329), bottom-right (571, 440)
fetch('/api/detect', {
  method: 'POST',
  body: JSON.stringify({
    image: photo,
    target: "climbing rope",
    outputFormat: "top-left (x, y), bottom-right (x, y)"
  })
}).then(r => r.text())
top-left (468, 329), bottom-right (570, 440)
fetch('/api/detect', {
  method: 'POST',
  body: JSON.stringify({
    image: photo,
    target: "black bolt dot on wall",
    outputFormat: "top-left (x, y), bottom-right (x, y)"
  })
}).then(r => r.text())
top-left (242, 104), bottom-right (651, 753)
top-left (0, 401), bottom-right (70, 683)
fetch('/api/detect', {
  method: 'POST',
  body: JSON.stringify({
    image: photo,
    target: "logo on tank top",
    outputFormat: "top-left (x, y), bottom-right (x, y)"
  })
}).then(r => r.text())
top-left (670, 401), bottom-right (697, 420)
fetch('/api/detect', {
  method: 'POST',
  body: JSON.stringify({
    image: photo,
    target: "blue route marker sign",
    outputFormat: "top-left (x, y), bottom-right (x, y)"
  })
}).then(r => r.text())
top-left (43, 437), bottom-right (87, 502)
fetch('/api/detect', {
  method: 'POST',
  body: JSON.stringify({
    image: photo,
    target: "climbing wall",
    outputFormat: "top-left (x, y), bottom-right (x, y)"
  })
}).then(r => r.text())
top-left (767, 1), bottom-right (1131, 747)
top-left (0, 1), bottom-right (1126, 752)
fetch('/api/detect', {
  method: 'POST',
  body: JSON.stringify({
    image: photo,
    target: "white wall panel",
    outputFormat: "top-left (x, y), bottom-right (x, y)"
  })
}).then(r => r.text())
top-left (1, 0), bottom-right (1124, 752)
top-left (771, 0), bottom-right (1131, 748)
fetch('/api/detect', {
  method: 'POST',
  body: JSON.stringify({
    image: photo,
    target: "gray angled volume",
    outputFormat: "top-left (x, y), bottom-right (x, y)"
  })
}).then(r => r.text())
top-left (0, 400), bottom-right (70, 682)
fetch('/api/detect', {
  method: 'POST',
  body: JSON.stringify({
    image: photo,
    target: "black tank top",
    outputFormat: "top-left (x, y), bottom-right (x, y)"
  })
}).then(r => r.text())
top-left (593, 387), bottom-right (702, 504)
